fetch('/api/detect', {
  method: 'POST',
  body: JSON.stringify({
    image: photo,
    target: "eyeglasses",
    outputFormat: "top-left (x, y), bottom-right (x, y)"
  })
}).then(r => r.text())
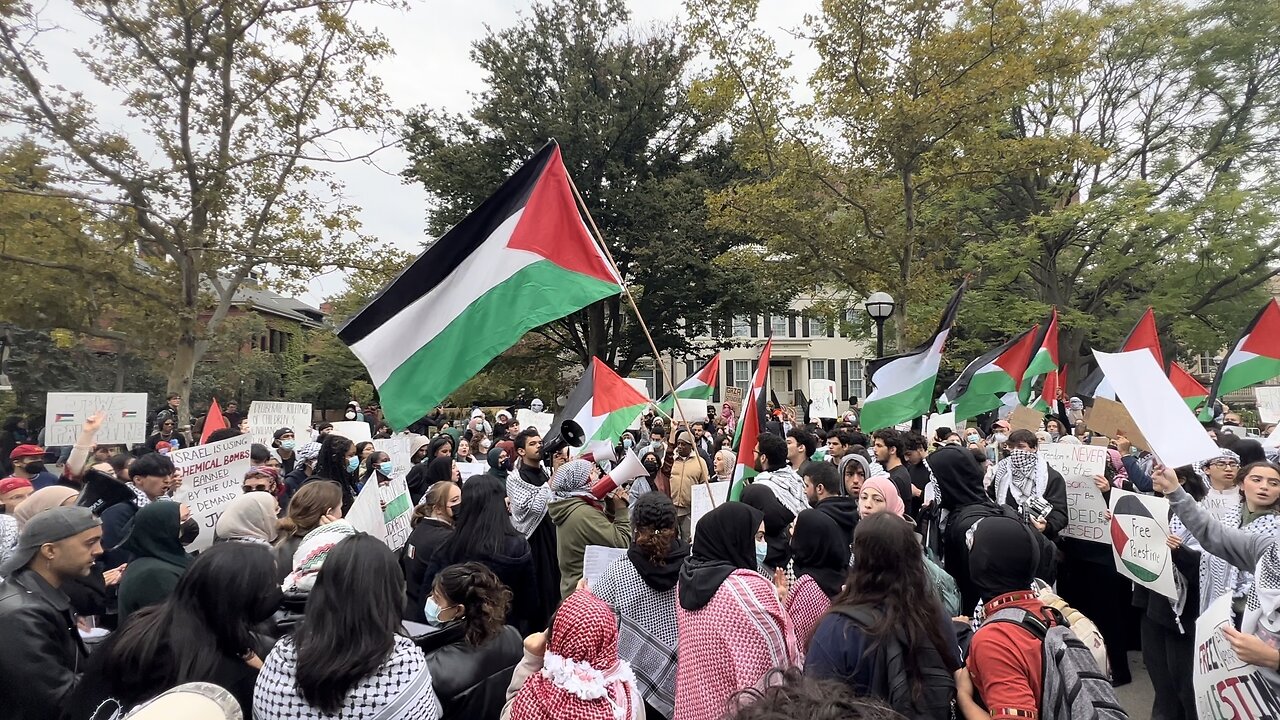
top-left (1210, 461), bottom-right (1240, 469)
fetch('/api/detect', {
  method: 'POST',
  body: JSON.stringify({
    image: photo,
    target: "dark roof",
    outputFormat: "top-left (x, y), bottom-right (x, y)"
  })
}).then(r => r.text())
top-left (232, 286), bottom-right (325, 328)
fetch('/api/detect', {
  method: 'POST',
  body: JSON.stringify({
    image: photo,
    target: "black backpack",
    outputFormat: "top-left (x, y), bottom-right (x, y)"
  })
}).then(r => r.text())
top-left (830, 605), bottom-right (956, 720)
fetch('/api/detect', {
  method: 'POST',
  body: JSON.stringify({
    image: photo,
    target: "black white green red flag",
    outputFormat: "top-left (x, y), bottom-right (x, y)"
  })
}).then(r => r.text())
top-left (1201, 300), bottom-right (1280, 419)
top-left (937, 324), bottom-right (1038, 421)
top-left (549, 357), bottom-right (650, 451)
top-left (1077, 307), bottom-right (1164, 400)
top-left (730, 339), bottom-right (773, 501)
top-left (338, 141), bottom-right (623, 429)
top-left (655, 353), bottom-right (720, 420)
top-left (1020, 308), bottom-right (1060, 404)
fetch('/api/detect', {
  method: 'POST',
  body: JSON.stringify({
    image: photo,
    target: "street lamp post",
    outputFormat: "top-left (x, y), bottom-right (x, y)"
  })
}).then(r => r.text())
top-left (863, 291), bottom-right (895, 358)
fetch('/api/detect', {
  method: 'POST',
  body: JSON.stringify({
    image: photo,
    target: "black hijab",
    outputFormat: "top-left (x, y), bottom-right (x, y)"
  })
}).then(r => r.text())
top-left (928, 445), bottom-right (989, 510)
top-left (790, 509), bottom-right (849, 598)
top-left (629, 535), bottom-right (691, 592)
top-left (678, 502), bottom-right (763, 611)
top-left (423, 456), bottom-right (454, 487)
top-left (968, 514), bottom-right (1040, 602)
top-left (740, 484), bottom-right (794, 571)
top-left (122, 502), bottom-right (190, 569)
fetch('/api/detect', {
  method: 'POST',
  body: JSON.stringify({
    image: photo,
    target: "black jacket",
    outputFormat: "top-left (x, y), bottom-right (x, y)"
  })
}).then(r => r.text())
top-left (416, 621), bottom-right (523, 720)
top-left (814, 495), bottom-right (859, 545)
top-left (402, 519), bottom-right (454, 622)
top-left (991, 466), bottom-right (1070, 541)
top-left (425, 535), bottom-right (540, 635)
top-left (0, 569), bottom-right (89, 720)
top-left (100, 501), bottom-right (140, 569)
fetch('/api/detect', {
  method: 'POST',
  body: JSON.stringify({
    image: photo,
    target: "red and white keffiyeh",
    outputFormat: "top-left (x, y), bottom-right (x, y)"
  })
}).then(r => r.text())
top-left (510, 590), bottom-right (643, 720)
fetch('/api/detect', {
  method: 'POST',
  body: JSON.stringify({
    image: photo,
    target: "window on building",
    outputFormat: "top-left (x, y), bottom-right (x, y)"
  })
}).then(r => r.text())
top-left (1194, 355), bottom-right (1221, 377)
top-left (841, 359), bottom-right (865, 402)
top-left (770, 313), bottom-right (789, 338)
top-left (631, 366), bottom-right (657, 399)
top-left (732, 360), bottom-right (752, 392)
top-left (732, 315), bottom-right (752, 337)
top-left (807, 316), bottom-right (827, 337)
top-left (809, 359), bottom-right (828, 381)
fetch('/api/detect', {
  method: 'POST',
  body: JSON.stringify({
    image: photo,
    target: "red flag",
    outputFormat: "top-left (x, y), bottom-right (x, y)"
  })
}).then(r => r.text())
top-left (1169, 362), bottom-right (1209, 410)
top-left (200, 397), bottom-right (228, 444)
top-left (1123, 307), bottom-right (1165, 369)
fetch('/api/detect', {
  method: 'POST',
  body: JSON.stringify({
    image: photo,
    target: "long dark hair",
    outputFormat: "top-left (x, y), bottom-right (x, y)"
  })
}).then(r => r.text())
top-left (295, 534), bottom-right (404, 713)
top-left (102, 544), bottom-right (278, 705)
top-left (436, 475), bottom-right (519, 563)
top-left (434, 562), bottom-right (512, 647)
top-left (315, 434), bottom-right (355, 488)
top-left (830, 512), bottom-right (952, 701)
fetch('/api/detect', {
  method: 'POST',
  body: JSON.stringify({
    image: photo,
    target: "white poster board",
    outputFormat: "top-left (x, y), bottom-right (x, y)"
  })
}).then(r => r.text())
top-left (329, 421), bottom-right (372, 443)
top-left (171, 434), bottom-right (253, 552)
top-left (373, 435), bottom-right (413, 477)
top-left (1255, 386), bottom-right (1280, 425)
top-left (1108, 488), bottom-right (1177, 599)
top-left (925, 411), bottom-right (957, 439)
top-left (1194, 594), bottom-right (1280, 719)
top-left (1266, 422), bottom-right (1280, 449)
top-left (44, 392), bottom-right (148, 446)
top-left (582, 545), bottom-right (628, 588)
top-left (457, 462), bottom-right (489, 482)
top-left (808, 379), bottom-right (839, 419)
top-left (690, 481), bottom-right (732, 540)
top-left (516, 409), bottom-right (553, 438)
top-left (625, 378), bottom-right (651, 430)
top-left (347, 476), bottom-right (386, 543)
top-left (673, 398), bottom-right (710, 425)
top-left (247, 401), bottom-right (311, 448)
top-left (1093, 350), bottom-right (1220, 468)
top-left (378, 476), bottom-right (414, 550)
top-left (1042, 443), bottom-right (1110, 544)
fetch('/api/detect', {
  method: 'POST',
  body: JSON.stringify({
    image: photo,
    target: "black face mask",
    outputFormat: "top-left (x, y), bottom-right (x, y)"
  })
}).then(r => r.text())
top-left (22, 462), bottom-right (45, 475)
top-left (179, 517), bottom-right (201, 545)
top-left (642, 460), bottom-right (659, 473)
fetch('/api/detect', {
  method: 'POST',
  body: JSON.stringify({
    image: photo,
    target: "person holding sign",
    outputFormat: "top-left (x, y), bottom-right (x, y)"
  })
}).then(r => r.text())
top-left (1154, 461), bottom-right (1280, 687)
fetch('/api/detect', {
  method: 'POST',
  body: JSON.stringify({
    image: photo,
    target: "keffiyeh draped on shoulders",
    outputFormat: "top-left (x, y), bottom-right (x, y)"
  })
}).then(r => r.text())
top-left (508, 467), bottom-right (554, 538)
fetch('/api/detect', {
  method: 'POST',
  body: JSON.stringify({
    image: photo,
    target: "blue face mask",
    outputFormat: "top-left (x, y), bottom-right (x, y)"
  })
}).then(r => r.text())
top-left (755, 540), bottom-right (768, 567)
top-left (346, 456), bottom-right (359, 473)
top-left (423, 597), bottom-right (443, 626)
top-left (623, 438), bottom-right (634, 449)
top-left (378, 461), bottom-right (394, 477)
top-left (281, 439), bottom-right (296, 451)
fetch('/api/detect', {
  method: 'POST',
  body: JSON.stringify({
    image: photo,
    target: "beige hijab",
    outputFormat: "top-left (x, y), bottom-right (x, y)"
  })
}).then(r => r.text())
top-left (715, 449), bottom-right (736, 483)
top-left (214, 493), bottom-right (279, 544)
top-left (13, 487), bottom-right (79, 529)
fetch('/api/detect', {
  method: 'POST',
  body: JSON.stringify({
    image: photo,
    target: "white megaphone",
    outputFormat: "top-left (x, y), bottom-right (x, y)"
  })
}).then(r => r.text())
top-left (580, 439), bottom-right (618, 465)
top-left (590, 450), bottom-right (648, 499)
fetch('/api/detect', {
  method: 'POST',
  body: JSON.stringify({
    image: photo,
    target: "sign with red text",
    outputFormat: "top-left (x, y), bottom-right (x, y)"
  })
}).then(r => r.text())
top-left (172, 434), bottom-right (252, 552)
top-left (1194, 594), bottom-right (1280, 720)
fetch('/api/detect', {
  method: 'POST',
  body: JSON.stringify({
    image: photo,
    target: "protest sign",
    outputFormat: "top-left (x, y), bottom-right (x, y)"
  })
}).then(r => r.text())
top-left (44, 393), bottom-right (148, 446)
top-left (378, 476), bottom-right (414, 550)
top-left (723, 386), bottom-right (744, 415)
top-left (1007, 405), bottom-right (1044, 433)
top-left (925, 412), bottom-right (957, 439)
top-left (329, 421), bottom-right (372, 443)
top-left (172, 434), bottom-right (253, 552)
top-left (347, 477), bottom-right (386, 543)
top-left (1084, 398), bottom-right (1150, 452)
top-left (1042, 442), bottom-right (1109, 544)
top-left (583, 545), bottom-right (628, 588)
top-left (247, 401), bottom-right (311, 448)
top-left (690, 481), bottom-right (731, 539)
top-left (808, 379), bottom-right (839, 419)
top-left (457, 462), bottom-right (490, 481)
top-left (1266, 422), bottom-right (1280, 449)
top-left (673, 399), bottom-right (709, 425)
top-left (1194, 594), bottom-right (1280, 719)
top-left (516, 409), bottom-right (553, 437)
top-left (1108, 488), bottom-right (1177, 599)
top-left (1256, 386), bottom-right (1280, 425)
top-left (373, 435), bottom-right (413, 476)
top-left (1093, 350), bottom-right (1220, 468)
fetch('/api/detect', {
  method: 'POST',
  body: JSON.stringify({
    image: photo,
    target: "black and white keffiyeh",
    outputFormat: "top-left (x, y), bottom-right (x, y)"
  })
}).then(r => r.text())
top-left (590, 556), bottom-right (679, 718)
top-left (1199, 507), bottom-right (1280, 613)
top-left (508, 467), bottom-right (554, 538)
top-left (992, 450), bottom-right (1049, 514)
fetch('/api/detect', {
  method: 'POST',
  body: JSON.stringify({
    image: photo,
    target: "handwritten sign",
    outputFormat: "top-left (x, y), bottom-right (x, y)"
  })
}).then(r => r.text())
top-left (809, 379), bottom-right (839, 419)
top-left (172, 434), bottom-right (252, 552)
top-left (1042, 442), bottom-right (1109, 544)
top-left (248, 401), bottom-right (311, 448)
top-left (723, 386), bottom-right (744, 415)
top-left (379, 476), bottom-right (414, 550)
top-left (1108, 488), bottom-right (1176, 599)
top-left (1255, 386), bottom-right (1280, 425)
top-left (690, 481), bottom-right (731, 540)
top-left (1194, 594), bottom-right (1280, 719)
top-left (373, 435), bottom-right (413, 477)
top-left (329, 421), bottom-right (372, 443)
top-left (44, 393), bottom-right (148, 446)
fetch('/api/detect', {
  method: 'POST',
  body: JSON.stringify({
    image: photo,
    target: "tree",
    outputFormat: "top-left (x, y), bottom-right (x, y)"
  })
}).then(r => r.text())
top-left (0, 0), bottom-right (400, 422)
top-left (402, 0), bottom-right (791, 376)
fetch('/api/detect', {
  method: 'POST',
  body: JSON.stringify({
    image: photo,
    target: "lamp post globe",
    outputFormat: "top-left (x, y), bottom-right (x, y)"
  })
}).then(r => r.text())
top-left (863, 292), bottom-right (895, 358)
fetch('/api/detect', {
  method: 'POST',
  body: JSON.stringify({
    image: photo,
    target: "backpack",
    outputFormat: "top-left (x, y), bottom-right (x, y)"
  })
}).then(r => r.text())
top-left (830, 605), bottom-right (956, 720)
top-left (1031, 579), bottom-right (1110, 677)
top-left (986, 605), bottom-right (1128, 720)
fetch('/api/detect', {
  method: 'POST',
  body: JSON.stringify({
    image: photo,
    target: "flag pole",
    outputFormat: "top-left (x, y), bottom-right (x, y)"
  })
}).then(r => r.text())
top-left (567, 174), bottom-right (718, 508)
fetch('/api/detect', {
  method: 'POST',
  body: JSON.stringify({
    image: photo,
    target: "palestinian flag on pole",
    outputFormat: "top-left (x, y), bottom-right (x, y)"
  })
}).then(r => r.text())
top-left (655, 353), bottom-right (720, 421)
top-left (338, 141), bottom-right (623, 430)
top-left (550, 357), bottom-right (650, 451)
top-left (860, 282), bottom-right (967, 433)
top-left (1077, 307), bottom-right (1164, 400)
top-left (1169, 362), bottom-right (1208, 411)
top-left (1020, 308), bottom-right (1060, 404)
top-left (730, 339), bottom-right (773, 501)
top-left (1201, 299), bottom-right (1280, 419)
top-left (937, 325), bottom-right (1039, 421)
top-left (1030, 366), bottom-right (1068, 413)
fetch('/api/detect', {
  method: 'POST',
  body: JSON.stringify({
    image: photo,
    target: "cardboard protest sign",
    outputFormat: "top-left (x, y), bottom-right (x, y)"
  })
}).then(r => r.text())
top-left (1093, 350), bottom-right (1220, 468)
top-left (1007, 405), bottom-right (1044, 433)
top-left (808, 379), bottom-right (839, 419)
top-left (247, 401), bottom-right (311, 448)
top-left (45, 393), bottom-right (148, 445)
top-left (516, 409), bottom-right (553, 437)
top-left (1108, 488), bottom-right (1177, 599)
top-left (689, 481), bottom-right (731, 539)
top-left (1194, 594), bottom-right (1280, 719)
top-left (171, 434), bottom-right (253, 552)
top-left (347, 477), bottom-right (386, 543)
top-left (1256, 386), bottom-right (1280, 425)
top-left (378, 476), bottom-right (414, 550)
top-left (1084, 398), bottom-right (1150, 452)
top-left (1042, 442), bottom-right (1109, 544)
top-left (723, 386), bottom-right (744, 415)
top-left (329, 421), bottom-right (372, 443)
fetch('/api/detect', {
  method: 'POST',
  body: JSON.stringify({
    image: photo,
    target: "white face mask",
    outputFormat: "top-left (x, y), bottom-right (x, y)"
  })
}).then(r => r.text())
top-left (993, 432), bottom-right (1008, 444)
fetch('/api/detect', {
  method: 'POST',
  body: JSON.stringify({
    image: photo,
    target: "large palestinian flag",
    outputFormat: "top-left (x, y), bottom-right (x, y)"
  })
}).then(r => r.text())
top-left (549, 357), bottom-right (650, 451)
top-left (1169, 362), bottom-right (1208, 411)
top-left (1078, 307), bottom-right (1164, 400)
top-left (656, 353), bottom-right (720, 420)
top-left (1202, 299), bottom-right (1280, 418)
top-left (1020, 308), bottom-right (1060, 404)
top-left (938, 324), bottom-right (1038, 421)
top-left (730, 339), bottom-right (772, 501)
top-left (860, 282), bottom-right (966, 433)
top-left (1030, 365), bottom-right (1067, 413)
top-left (339, 142), bottom-right (623, 429)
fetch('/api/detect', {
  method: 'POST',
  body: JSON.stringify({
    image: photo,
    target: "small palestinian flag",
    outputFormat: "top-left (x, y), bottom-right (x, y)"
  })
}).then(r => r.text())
top-left (339, 141), bottom-right (623, 430)
top-left (1202, 300), bottom-right (1280, 419)
top-left (54, 413), bottom-right (75, 423)
top-left (548, 357), bottom-right (649, 452)
top-left (730, 339), bottom-right (773, 501)
top-left (860, 281), bottom-right (967, 433)
top-left (1020, 308), bottom-right (1060, 404)
top-left (1168, 362), bottom-right (1208, 411)
top-left (655, 353), bottom-right (720, 420)
top-left (938, 324), bottom-right (1039, 421)
top-left (120, 411), bottom-right (138, 419)
top-left (1078, 307), bottom-right (1163, 399)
